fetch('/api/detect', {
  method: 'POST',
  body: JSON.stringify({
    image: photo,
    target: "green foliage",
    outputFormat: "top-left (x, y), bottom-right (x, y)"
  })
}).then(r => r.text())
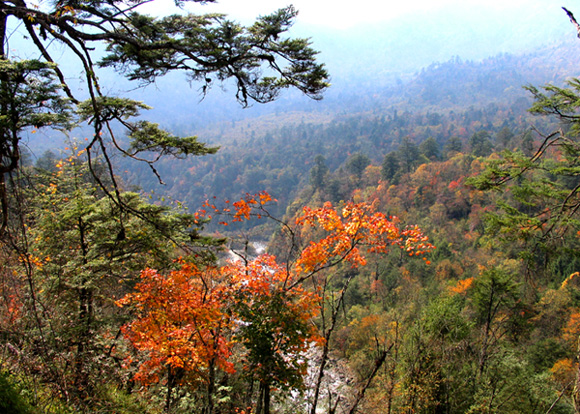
top-left (0, 58), bottom-right (72, 235)
top-left (128, 121), bottom-right (218, 158)
top-left (398, 137), bottom-right (422, 174)
top-left (469, 130), bottom-right (494, 157)
top-left (95, 385), bottom-right (161, 414)
top-left (527, 338), bottom-right (570, 372)
top-left (0, 151), bottom-right (210, 410)
top-left (469, 76), bottom-right (580, 277)
top-left (466, 351), bottom-right (558, 414)
top-left (0, 59), bottom-right (72, 134)
top-left (526, 79), bottom-right (580, 132)
top-left (5, 108), bottom-right (577, 413)
top-left (419, 137), bottom-right (440, 160)
top-left (128, 90), bottom-right (549, 230)
top-left (309, 154), bottom-right (328, 190)
top-left (235, 289), bottom-right (309, 391)
top-left (76, 97), bottom-right (151, 123)
top-left (381, 151), bottom-right (400, 182)
top-left (444, 136), bottom-right (463, 156)
top-left (423, 295), bottom-right (471, 342)
top-left (471, 268), bottom-right (520, 327)
top-left (100, 6), bottom-right (328, 103)
top-left (345, 152), bottom-right (371, 179)
top-left (495, 126), bottom-right (515, 150)
top-left (5, 10), bottom-right (580, 413)
top-left (0, 372), bottom-right (34, 414)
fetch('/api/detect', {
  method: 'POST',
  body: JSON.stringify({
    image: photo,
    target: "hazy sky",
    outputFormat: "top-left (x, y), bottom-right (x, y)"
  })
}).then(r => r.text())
top-left (198, 0), bottom-right (463, 28)
top-left (144, 0), bottom-right (553, 29)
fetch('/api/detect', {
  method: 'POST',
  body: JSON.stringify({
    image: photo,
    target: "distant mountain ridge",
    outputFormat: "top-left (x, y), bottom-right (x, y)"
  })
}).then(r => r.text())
top-left (184, 39), bottom-right (580, 146)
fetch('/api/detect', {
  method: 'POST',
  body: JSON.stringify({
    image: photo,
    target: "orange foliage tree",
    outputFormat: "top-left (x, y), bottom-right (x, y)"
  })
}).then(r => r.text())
top-left (119, 255), bottom-right (321, 414)
top-left (117, 263), bottom-right (233, 413)
top-left (118, 192), bottom-right (434, 414)
top-left (289, 199), bottom-right (433, 414)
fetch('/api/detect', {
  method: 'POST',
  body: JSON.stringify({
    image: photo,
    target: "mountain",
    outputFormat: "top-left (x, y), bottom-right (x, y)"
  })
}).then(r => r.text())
top-left (116, 40), bottom-right (579, 230)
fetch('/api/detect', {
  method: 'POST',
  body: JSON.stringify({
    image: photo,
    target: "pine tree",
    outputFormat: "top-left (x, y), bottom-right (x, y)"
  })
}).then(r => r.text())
top-left (0, 0), bottom-right (329, 236)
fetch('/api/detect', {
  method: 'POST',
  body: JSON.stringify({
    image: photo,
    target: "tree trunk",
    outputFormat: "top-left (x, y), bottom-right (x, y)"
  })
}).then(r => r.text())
top-left (263, 383), bottom-right (270, 414)
top-left (385, 322), bottom-right (399, 414)
top-left (347, 348), bottom-right (390, 414)
top-left (205, 359), bottom-right (215, 414)
top-left (0, 10), bottom-right (6, 58)
top-left (166, 368), bottom-right (174, 414)
top-left (74, 217), bottom-right (92, 397)
top-left (0, 10), bottom-right (12, 239)
top-left (573, 335), bottom-right (580, 414)
top-left (255, 381), bottom-right (271, 414)
top-left (255, 382), bottom-right (263, 414)
top-left (310, 274), bottom-right (355, 414)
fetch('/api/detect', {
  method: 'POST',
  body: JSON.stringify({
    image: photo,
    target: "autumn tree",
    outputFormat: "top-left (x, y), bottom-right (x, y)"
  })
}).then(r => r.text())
top-left (0, 1), bottom-right (328, 407)
top-left (226, 255), bottom-right (320, 414)
top-left (117, 263), bottom-right (234, 414)
top-left (118, 254), bottom-right (320, 414)
top-left (118, 192), bottom-right (434, 414)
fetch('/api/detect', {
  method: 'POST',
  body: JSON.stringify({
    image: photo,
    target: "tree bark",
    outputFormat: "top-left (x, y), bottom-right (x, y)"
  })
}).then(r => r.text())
top-left (166, 368), bottom-right (174, 414)
top-left (573, 335), bottom-right (580, 414)
top-left (347, 347), bottom-right (390, 414)
top-left (205, 359), bottom-right (215, 414)
top-left (74, 217), bottom-right (92, 396)
top-left (310, 273), bottom-right (355, 414)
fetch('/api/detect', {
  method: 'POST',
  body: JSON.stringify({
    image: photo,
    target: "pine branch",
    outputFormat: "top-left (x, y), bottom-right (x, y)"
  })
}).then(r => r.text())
top-left (563, 7), bottom-right (580, 38)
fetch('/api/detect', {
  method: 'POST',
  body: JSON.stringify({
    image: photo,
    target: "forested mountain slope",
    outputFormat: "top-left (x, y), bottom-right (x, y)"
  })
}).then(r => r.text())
top-left (121, 40), bottom-right (580, 227)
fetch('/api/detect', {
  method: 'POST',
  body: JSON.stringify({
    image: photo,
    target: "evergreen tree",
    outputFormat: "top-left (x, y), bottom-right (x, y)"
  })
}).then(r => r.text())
top-left (496, 125), bottom-right (515, 150)
top-left (419, 137), bottom-right (440, 160)
top-left (470, 79), bottom-right (580, 261)
top-left (381, 151), bottom-right (400, 182)
top-left (3, 152), bottom-right (210, 408)
top-left (346, 152), bottom-right (371, 180)
top-left (0, 0), bottom-right (329, 236)
top-left (310, 154), bottom-right (329, 190)
top-left (520, 129), bottom-right (535, 157)
top-left (444, 136), bottom-right (463, 157)
top-left (468, 130), bottom-right (493, 157)
top-left (398, 137), bottom-right (421, 174)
